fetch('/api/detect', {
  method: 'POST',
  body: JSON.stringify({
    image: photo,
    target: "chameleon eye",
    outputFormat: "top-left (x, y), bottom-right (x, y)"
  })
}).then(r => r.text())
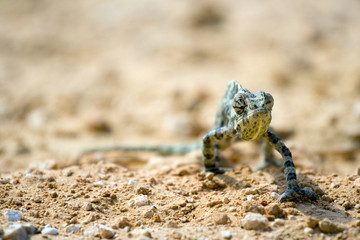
top-left (264, 92), bottom-right (274, 110)
top-left (233, 93), bottom-right (246, 114)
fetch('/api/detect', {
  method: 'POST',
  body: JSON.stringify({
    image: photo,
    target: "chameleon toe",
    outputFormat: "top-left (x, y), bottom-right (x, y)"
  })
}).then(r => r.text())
top-left (278, 187), bottom-right (318, 202)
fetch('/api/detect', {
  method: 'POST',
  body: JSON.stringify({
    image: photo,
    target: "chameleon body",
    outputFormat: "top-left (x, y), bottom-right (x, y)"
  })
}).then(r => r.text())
top-left (78, 80), bottom-right (318, 202)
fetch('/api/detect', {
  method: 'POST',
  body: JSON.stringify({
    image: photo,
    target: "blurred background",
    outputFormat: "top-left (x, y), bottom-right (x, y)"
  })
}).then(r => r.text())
top-left (0, 0), bottom-right (359, 173)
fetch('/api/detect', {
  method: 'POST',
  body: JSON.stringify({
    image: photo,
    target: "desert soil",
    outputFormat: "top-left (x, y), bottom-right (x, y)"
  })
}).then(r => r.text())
top-left (0, 0), bottom-right (360, 239)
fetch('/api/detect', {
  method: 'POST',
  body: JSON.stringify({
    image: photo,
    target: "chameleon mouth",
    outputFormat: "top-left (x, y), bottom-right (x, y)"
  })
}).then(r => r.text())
top-left (250, 120), bottom-right (264, 140)
top-left (237, 108), bottom-right (272, 141)
top-left (247, 108), bottom-right (270, 118)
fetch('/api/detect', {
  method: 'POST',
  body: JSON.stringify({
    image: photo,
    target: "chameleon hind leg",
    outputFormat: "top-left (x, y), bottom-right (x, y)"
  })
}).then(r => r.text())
top-left (264, 129), bottom-right (318, 202)
top-left (256, 139), bottom-right (282, 171)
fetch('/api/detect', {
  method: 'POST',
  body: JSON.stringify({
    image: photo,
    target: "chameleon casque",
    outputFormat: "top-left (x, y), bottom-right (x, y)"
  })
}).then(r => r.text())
top-left (78, 80), bottom-right (318, 202)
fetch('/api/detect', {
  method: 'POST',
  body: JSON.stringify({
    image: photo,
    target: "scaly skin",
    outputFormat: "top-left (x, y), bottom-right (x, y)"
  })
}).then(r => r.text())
top-left (202, 80), bottom-right (318, 201)
top-left (78, 80), bottom-right (318, 202)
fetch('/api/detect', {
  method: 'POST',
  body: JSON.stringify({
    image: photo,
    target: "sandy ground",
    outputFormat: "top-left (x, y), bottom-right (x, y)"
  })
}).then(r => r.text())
top-left (0, 0), bottom-right (360, 239)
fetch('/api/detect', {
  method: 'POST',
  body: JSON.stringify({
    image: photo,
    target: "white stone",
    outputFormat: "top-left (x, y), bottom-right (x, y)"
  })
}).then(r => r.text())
top-left (128, 179), bottom-right (137, 185)
top-left (246, 195), bottom-right (255, 201)
top-left (228, 207), bottom-right (236, 212)
top-left (271, 192), bottom-right (280, 200)
top-left (41, 225), bottom-right (59, 235)
top-left (134, 196), bottom-right (149, 207)
top-left (242, 213), bottom-right (269, 230)
top-left (221, 230), bottom-right (232, 239)
top-left (93, 181), bottom-right (105, 187)
top-left (274, 218), bottom-right (285, 226)
top-left (304, 227), bottom-right (314, 234)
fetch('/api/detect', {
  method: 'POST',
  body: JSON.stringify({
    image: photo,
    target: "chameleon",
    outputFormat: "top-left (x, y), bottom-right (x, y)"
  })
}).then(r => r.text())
top-left (78, 80), bottom-right (318, 202)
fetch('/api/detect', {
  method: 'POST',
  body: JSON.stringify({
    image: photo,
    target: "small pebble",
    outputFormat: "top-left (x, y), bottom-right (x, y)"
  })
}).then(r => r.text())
top-left (242, 213), bottom-right (269, 230)
top-left (134, 196), bottom-right (149, 207)
top-left (265, 203), bottom-right (286, 218)
top-left (142, 228), bottom-right (152, 238)
top-left (93, 181), bottom-right (105, 187)
top-left (318, 218), bottom-right (344, 233)
top-left (144, 210), bottom-right (154, 218)
top-left (179, 217), bottom-right (187, 223)
top-left (5, 210), bottom-right (22, 222)
top-left (69, 201), bottom-right (80, 211)
top-left (304, 227), bottom-right (314, 234)
top-left (66, 225), bottom-right (81, 233)
top-left (246, 195), bottom-right (255, 201)
top-left (274, 218), bottom-right (285, 226)
top-left (22, 223), bottom-right (37, 235)
top-left (354, 204), bottom-right (360, 210)
top-left (228, 207), bottom-right (236, 212)
top-left (221, 230), bottom-right (232, 239)
top-left (271, 192), bottom-right (280, 200)
top-left (83, 202), bottom-right (93, 211)
top-left (342, 200), bottom-right (353, 210)
top-left (62, 169), bottom-right (74, 177)
top-left (136, 186), bottom-right (152, 195)
top-left (3, 224), bottom-right (27, 240)
top-left (50, 191), bottom-right (58, 198)
top-left (128, 179), bottom-right (137, 185)
top-left (29, 210), bottom-right (40, 218)
top-left (205, 172), bottom-right (214, 180)
top-left (165, 221), bottom-right (178, 228)
top-left (215, 214), bottom-right (231, 225)
top-left (33, 196), bottom-right (42, 203)
top-left (172, 231), bottom-right (182, 239)
top-left (41, 225), bottom-right (59, 235)
top-left (115, 217), bottom-right (133, 229)
top-left (0, 178), bottom-right (10, 184)
top-left (97, 224), bottom-right (115, 239)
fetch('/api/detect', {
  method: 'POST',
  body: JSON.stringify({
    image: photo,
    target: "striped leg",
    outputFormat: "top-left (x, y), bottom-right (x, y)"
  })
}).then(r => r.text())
top-left (202, 127), bottom-right (235, 174)
top-left (264, 130), bottom-right (318, 202)
top-left (256, 139), bottom-right (282, 171)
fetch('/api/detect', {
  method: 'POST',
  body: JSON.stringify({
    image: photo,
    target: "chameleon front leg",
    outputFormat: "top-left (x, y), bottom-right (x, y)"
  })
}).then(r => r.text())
top-left (202, 127), bottom-right (236, 174)
top-left (264, 129), bottom-right (318, 202)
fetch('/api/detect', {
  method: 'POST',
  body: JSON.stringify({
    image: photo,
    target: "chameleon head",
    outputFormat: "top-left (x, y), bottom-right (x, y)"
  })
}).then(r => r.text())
top-left (233, 89), bottom-right (274, 141)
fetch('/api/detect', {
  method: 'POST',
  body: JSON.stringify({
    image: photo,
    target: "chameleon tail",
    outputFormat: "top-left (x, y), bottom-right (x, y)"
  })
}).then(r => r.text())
top-left (76, 141), bottom-right (202, 162)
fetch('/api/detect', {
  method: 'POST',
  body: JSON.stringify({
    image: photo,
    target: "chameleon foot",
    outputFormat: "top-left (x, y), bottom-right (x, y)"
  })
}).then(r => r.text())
top-left (278, 186), bottom-right (319, 202)
top-left (255, 160), bottom-right (282, 171)
top-left (205, 167), bottom-right (233, 174)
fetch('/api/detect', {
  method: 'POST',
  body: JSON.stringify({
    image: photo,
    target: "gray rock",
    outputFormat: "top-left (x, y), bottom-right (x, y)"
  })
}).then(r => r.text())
top-left (22, 223), bottom-right (37, 235)
top-left (41, 224), bottom-right (59, 235)
top-left (3, 224), bottom-right (27, 240)
top-left (5, 210), bottom-right (22, 222)
top-left (66, 225), bottom-right (81, 233)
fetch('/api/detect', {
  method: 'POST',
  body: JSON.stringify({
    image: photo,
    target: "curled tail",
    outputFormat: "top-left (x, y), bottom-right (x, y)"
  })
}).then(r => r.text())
top-left (77, 141), bottom-right (202, 162)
